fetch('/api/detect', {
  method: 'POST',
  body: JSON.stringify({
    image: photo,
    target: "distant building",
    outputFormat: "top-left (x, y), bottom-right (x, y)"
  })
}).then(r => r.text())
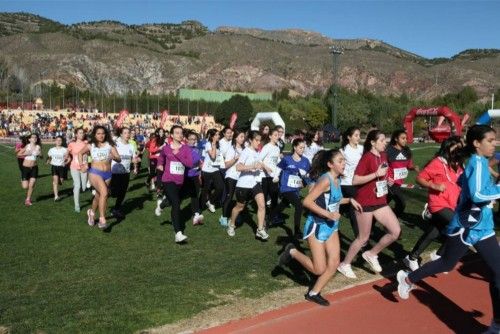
top-left (178, 88), bottom-right (272, 103)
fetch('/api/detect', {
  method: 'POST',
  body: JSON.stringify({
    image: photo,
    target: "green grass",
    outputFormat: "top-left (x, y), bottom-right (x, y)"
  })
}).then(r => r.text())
top-left (0, 143), bottom-right (449, 333)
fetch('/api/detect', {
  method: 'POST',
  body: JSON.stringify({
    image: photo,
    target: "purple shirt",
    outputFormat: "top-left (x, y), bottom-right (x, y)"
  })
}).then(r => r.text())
top-left (157, 144), bottom-right (193, 185)
top-left (187, 145), bottom-right (202, 178)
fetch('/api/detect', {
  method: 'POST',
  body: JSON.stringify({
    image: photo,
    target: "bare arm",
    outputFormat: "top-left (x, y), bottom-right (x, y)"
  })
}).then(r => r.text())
top-left (303, 177), bottom-right (340, 221)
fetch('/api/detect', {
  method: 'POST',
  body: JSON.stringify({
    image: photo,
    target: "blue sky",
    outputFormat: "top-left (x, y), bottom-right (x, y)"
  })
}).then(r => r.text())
top-left (1, 1), bottom-right (499, 58)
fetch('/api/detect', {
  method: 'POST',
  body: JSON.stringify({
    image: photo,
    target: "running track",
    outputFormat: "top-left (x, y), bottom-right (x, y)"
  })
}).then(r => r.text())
top-left (200, 256), bottom-right (493, 334)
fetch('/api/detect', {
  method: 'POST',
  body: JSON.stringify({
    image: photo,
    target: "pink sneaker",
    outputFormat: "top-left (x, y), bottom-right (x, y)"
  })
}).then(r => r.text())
top-left (87, 209), bottom-right (95, 226)
top-left (24, 199), bottom-right (32, 206)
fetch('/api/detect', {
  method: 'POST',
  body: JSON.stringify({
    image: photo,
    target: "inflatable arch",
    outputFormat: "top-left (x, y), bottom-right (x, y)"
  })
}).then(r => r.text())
top-left (476, 109), bottom-right (500, 125)
top-left (250, 112), bottom-right (286, 132)
top-left (403, 106), bottom-right (464, 144)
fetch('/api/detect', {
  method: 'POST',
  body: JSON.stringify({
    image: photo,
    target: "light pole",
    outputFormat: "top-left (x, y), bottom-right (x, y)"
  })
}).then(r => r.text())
top-left (329, 46), bottom-right (343, 129)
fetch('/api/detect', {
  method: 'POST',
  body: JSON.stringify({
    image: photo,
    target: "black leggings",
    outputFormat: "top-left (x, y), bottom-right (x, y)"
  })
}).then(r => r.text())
top-left (409, 208), bottom-right (452, 260)
top-left (222, 178), bottom-right (237, 218)
top-left (147, 159), bottom-right (157, 183)
top-left (271, 191), bottom-right (302, 234)
top-left (161, 182), bottom-right (184, 233)
top-left (388, 185), bottom-right (406, 216)
top-left (340, 185), bottom-right (359, 236)
top-left (262, 177), bottom-right (279, 207)
top-left (200, 171), bottom-right (224, 207)
top-left (408, 234), bottom-right (500, 320)
top-left (182, 176), bottom-right (201, 214)
top-left (110, 173), bottom-right (130, 210)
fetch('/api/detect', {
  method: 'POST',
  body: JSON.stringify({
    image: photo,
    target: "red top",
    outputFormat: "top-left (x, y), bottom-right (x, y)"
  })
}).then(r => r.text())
top-left (354, 151), bottom-right (388, 206)
top-left (418, 157), bottom-right (463, 213)
top-left (387, 145), bottom-right (414, 186)
top-left (145, 139), bottom-right (162, 160)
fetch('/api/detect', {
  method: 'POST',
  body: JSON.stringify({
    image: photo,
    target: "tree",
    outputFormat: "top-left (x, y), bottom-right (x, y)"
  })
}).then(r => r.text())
top-left (303, 98), bottom-right (328, 129)
top-left (215, 94), bottom-right (254, 129)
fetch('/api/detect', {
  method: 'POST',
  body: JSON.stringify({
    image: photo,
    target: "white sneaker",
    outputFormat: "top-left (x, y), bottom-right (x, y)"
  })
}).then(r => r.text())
top-left (227, 224), bottom-right (235, 237)
top-left (337, 263), bottom-right (357, 279)
top-left (362, 251), bottom-right (382, 273)
top-left (403, 255), bottom-right (419, 271)
top-left (483, 321), bottom-right (500, 334)
top-left (266, 199), bottom-right (271, 207)
top-left (175, 231), bottom-right (187, 243)
top-left (256, 228), bottom-right (269, 240)
top-left (429, 250), bottom-right (441, 261)
top-left (91, 189), bottom-right (96, 196)
top-left (206, 201), bottom-right (216, 213)
top-left (193, 213), bottom-right (204, 225)
top-left (150, 183), bottom-right (156, 191)
top-left (397, 270), bottom-right (415, 299)
top-left (155, 199), bottom-right (163, 216)
top-left (421, 203), bottom-right (432, 220)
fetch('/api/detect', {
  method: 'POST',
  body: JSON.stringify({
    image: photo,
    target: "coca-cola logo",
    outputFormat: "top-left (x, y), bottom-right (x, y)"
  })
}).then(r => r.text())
top-left (415, 107), bottom-right (439, 116)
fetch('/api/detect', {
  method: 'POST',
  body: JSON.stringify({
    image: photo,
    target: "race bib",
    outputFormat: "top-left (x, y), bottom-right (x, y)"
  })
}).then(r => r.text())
top-left (393, 167), bottom-right (408, 181)
top-left (376, 180), bottom-right (388, 197)
top-left (287, 175), bottom-right (303, 188)
top-left (327, 202), bottom-right (340, 213)
top-left (170, 161), bottom-right (185, 175)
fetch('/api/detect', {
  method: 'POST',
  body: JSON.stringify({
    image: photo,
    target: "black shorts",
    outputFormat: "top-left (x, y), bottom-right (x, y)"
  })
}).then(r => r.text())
top-left (51, 165), bottom-right (68, 179)
top-left (362, 204), bottom-right (388, 213)
top-left (235, 184), bottom-right (263, 203)
top-left (21, 165), bottom-right (39, 181)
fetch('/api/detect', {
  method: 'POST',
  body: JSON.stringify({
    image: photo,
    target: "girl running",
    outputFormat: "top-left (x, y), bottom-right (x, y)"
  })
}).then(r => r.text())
top-left (182, 131), bottom-right (204, 226)
top-left (17, 133), bottom-right (42, 206)
top-left (15, 134), bottom-right (28, 177)
top-left (78, 126), bottom-right (121, 230)
top-left (145, 129), bottom-right (165, 191)
top-left (227, 131), bottom-right (272, 240)
top-left (340, 127), bottom-right (363, 236)
top-left (67, 128), bottom-right (88, 212)
top-left (269, 138), bottom-right (310, 238)
top-left (200, 128), bottom-right (225, 213)
top-left (259, 128), bottom-right (281, 212)
top-left (46, 135), bottom-right (70, 201)
top-left (337, 129), bottom-right (401, 279)
top-left (219, 130), bottom-right (245, 227)
top-left (278, 149), bottom-right (362, 306)
top-left (303, 130), bottom-right (324, 164)
top-left (156, 125), bottom-right (193, 243)
top-left (397, 125), bottom-right (500, 334)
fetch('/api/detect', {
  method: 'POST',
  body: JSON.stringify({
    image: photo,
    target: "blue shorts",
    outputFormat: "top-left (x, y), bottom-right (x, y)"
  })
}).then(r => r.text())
top-left (89, 167), bottom-right (112, 181)
top-left (303, 215), bottom-right (339, 243)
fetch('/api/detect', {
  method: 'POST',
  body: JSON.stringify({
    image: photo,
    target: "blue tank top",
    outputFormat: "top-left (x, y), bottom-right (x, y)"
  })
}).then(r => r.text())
top-left (311, 172), bottom-right (343, 224)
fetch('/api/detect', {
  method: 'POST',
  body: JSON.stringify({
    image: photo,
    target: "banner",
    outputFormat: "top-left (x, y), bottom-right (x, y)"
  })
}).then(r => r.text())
top-left (115, 109), bottom-right (129, 128)
top-left (229, 112), bottom-right (238, 129)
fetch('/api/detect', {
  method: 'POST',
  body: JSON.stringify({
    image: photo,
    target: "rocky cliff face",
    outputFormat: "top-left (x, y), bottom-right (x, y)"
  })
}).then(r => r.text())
top-left (0, 12), bottom-right (498, 99)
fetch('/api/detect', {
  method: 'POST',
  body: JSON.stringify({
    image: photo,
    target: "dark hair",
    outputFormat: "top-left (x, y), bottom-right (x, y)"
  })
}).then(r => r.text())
top-left (231, 129), bottom-right (245, 148)
top-left (74, 127), bottom-right (85, 137)
top-left (263, 128), bottom-right (279, 145)
top-left (247, 130), bottom-right (261, 142)
top-left (292, 137), bottom-right (305, 149)
top-left (154, 128), bottom-right (165, 146)
top-left (116, 127), bottom-right (129, 137)
top-left (20, 135), bottom-right (29, 146)
top-left (364, 129), bottom-right (383, 153)
top-left (55, 135), bottom-right (67, 147)
top-left (465, 124), bottom-right (496, 156)
top-left (429, 135), bottom-right (464, 171)
top-left (274, 125), bottom-right (284, 131)
top-left (186, 130), bottom-right (199, 140)
top-left (170, 125), bottom-right (183, 134)
top-left (206, 128), bottom-right (220, 149)
top-left (309, 149), bottom-right (342, 181)
top-left (90, 125), bottom-right (115, 146)
top-left (390, 129), bottom-right (407, 146)
top-left (29, 133), bottom-right (42, 146)
top-left (221, 126), bottom-right (232, 135)
top-left (341, 127), bottom-right (360, 149)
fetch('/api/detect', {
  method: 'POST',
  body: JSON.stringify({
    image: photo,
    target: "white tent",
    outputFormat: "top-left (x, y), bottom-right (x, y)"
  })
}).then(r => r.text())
top-left (250, 112), bottom-right (285, 132)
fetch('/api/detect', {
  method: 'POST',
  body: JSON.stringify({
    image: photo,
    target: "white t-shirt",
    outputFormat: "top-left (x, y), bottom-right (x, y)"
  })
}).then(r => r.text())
top-left (202, 142), bottom-right (224, 173)
top-left (48, 147), bottom-right (67, 167)
top-left (341, 144), bottom-right (364, 186)
top-left (303, 142), bottom-right (323, 164)
top-left (111, 139), bottom-right (136, 174)
top-left (259, 143), bottom-right (281, 178)
top-left (225, 146), bottom-right (243, 180)
top-left (236, 147), bottom-right (261, 189)
top-left (219, 138), bottom-right (232, 160)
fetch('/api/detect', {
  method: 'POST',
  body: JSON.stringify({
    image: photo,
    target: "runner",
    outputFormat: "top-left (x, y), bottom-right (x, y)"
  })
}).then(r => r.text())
top-left (259, 128), bottom-right (281, 213)
top-left (219, 130), bottom-right (245, 227)
top-left (182, 131), bottom-right (204, 226)
top-left (269, 138), bottom-right (310, 238)
top-left (278, 149), bottom-right (362, 306)
top-left (17, 133), bottom-right (42, 206)
top-left (227, 130), bottom-right (271, 240)
top-left (397, 124), bottom-right (500, 334)
top-left (46, 135), bottom-right (70, 201)
top-left (78, 126), bottom-right (121, 230)
top-left (200, 128), bottom-right (224, 213)
top-left (129, 128), bottom-right (139, 175)
top-left (303, 130), bottom-right (324, 164)
top-left (15, 134), bottom-right (28, 177)
top-left (67, 128), bottom-right (88, 212)
top-left (275, 125), bottom-right (286, 156)
top-left (403, 136), bottom-right (464, 271)
top-left (156, 125), bottom-right (193, 243)
top-left (134, 128), bottom-right (146, 176)
top-left (337, 129), bottom-right (401, 279)
top-left (145, 129), bottom-right (164, 191)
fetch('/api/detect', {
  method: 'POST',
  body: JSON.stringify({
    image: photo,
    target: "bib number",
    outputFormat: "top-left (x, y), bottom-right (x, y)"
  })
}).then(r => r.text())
top-left (328, 202), bottom-right (340, 213)
top-left (393, 167), bottom-right (408, 180)
top-left (287, 175), bottom-right (303, 188)
top-left (376, 180), bottom-right (388, 197)
top-left (170, 161), bottom-right (185, 175)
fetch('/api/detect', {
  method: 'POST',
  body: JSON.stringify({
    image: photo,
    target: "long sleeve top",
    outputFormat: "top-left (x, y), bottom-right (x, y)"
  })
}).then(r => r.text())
top-left (157, 144), bottom-right (193, 185)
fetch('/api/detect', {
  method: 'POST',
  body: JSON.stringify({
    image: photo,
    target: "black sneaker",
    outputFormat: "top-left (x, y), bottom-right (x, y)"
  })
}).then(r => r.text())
top-left (278, 243), bottom-right (296, 267)
top-left (305, 293), bottom-right (330, 306)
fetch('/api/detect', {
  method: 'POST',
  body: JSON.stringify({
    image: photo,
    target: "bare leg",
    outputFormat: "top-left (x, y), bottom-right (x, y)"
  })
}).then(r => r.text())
top-left (342, 211), bottom-right (374, 265)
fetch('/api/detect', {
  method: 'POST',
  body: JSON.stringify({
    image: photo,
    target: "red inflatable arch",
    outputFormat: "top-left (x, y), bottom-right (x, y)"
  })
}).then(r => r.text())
top-left (403, 106), bottom-right (464, 144)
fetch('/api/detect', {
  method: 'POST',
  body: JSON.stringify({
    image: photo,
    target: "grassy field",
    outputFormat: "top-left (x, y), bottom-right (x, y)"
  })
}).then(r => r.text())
top-left (0, 143), bottom-right (452, 333)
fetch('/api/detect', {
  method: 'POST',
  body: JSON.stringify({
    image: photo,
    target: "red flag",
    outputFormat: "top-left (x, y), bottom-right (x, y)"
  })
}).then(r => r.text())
top-left (160, 109), bottom-right (170, 129)
top-left (115, 109), bottom-right (129, 128)
top-left (229, 112), bottom-right (238, 129)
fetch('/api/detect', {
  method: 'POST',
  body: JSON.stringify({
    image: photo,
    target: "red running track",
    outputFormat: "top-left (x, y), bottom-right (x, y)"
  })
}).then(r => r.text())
top-left (200, 257), bottom-right (493, 334)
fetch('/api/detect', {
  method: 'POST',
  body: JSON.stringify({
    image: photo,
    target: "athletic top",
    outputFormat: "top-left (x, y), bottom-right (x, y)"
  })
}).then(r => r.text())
top-left (418, 157), bottom-right (462, 213)
top-left (23, 144), bottom-right (41, 161)
top-left (157, 144), bottom-right (193, 185)
top-left (187, 145), bottom-right (202, 178)
top-left (340, 144), bottom-right (363, 186)
top-left (219, 138), bottom-right (232, 160)
top-left (446, 154), bottom-right (500, 245)
top-left (202, 142), bottom-right (224, 173)
top-left (68, 141), bottom-right (87, 170)
top-left (48, 147), bottom-right (68, 167)
top-left (90, 143), bottom-right (112, 162)
top-left (278, 154), bottom-right (310, 193)
top-left (309, 173), bottom-right (343, 224)
top-left (387, 145), bottom-right (414, 186)
top-left (145, 139), bottom-right (161, 160)
top-left (277, 138), bottom-right (285, 154)
top-left (258, 143), bottom-right (281, 178)
top-left (129, 139), bottom-right (138, 155)
top-left (354, 151), bottom-right (389, 206)
top-left (225, 145), bottom-right (243, 181)
top-left (112, 139), bottom-right (135, 174)
top-left (303, 142), bottom-right (323, 164)
top-left (236, 147), bottom-right (261, 189)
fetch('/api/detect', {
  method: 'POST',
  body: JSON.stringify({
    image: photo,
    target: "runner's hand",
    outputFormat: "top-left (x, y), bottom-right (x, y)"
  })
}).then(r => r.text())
top-left (327, 211), bottom-right (341, 221)
top-left (431, 183), bottom-right (446, 192)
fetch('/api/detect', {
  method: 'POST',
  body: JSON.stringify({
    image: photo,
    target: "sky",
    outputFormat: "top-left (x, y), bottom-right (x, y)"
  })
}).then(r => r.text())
top-left (0, 0), bottom-right (499, 59)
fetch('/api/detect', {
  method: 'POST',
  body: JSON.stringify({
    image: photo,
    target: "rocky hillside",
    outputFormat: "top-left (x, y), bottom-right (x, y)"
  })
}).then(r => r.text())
top-left (0, 12), bottom-right (498, 99)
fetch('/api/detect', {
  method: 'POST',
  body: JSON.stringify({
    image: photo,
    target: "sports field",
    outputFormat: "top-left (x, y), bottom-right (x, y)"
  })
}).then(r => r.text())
top-left (0, 143), bottom-right (446, 333)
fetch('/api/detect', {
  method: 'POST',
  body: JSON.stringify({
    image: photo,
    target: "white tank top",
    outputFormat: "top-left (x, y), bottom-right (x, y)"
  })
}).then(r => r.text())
top-left (90, 143), bottom-right (111, 162)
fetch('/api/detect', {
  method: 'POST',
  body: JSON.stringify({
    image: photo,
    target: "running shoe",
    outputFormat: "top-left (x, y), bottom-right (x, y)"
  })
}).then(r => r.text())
top-left (54, 196), bottom-right (60, 202)
top-left (227, 224), bottom-right (236, 237)
top-left (396, 270), bottom-right (415, 300)
top-left (155, 199), bottom-right (163, 217)
top-left (206, 201), bottom-right (216, 213)
top-left (75, 206), bottom-right (80, 213)
top-left (24, 199), bottom-right (32, 206)
top-left (362, 251), bottom-right (382, 273)
top-left (305, 292), bottom-right (330, 306)
top-left (98, 221), bottom-right (109, 231)
top-left (403, 255), bottom-right (419, 271)
top-left (337, 263), bottom-right (357, 279)
top-left (175, 231), bottom-right (188, 243)
top-left (87, 209), bottom-right (95, 226)
top-left (482, 321), bottom-right (500, 334)
top-left (218, 216), bottom-right (228, 227)
top-left (421, 203), bottom-right (432, 221)
top-left (193, 213), bottom-right (204, 225)
top-left (429, 250), bottom-right (441, 261)
top-left (256, 228), bottom-right (269, 240)
top-left (278, 243), bottom-right (296, 267)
